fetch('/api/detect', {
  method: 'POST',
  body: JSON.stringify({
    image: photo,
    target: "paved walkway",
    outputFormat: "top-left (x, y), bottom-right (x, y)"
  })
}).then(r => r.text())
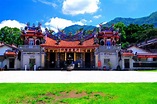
top-left (0, 71), bottom-right (157, 83)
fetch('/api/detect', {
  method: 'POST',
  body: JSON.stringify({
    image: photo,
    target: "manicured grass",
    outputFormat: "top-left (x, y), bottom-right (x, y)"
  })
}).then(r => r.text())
top-left (0, 83), bottom-right (157, 104)
top-left (137, 69), bottom-right (157, 72)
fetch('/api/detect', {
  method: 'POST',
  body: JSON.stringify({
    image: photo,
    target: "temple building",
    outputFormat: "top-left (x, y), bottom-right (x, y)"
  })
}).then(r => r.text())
top-left (41, 29), bottom-right (98, 69)
top-left (16, 22), bottom-right (157, 70)
top-left (137, 38), bottom-right (157, 53)
top-left (94, 27), bottom-right (121, 69)
top-left (18, 23), bottom-right (45, 70)
top-left (121, 38), bottom-right (157, 70)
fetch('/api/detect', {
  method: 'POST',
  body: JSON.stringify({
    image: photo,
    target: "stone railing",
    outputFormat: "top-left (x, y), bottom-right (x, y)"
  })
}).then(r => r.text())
top-left (98, 44), bottom-right (121, 52)
top-left (18, 45), bottom-right (41, 52)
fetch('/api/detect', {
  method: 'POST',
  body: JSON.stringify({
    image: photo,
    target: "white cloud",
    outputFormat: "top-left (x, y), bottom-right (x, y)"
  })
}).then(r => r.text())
top-left (0, 20), bottom-right (46, 32)
top-left (96, 21), bottom-right (107, 27)
top-left (102, 21), bottom-right (107, 24)
top-left (0, 20), bottom-right (25, 29)
top-left (45, 17), bottom-right (86, 32)
top-left (93, 15), bottom-right (102, 19)
top-left (32, 0), bottom-right (57, 8)
top-left (62, 0), bottom-right (100, 15)
top-left (80, 19), bottom-right (87, 23)
top-left (89, 20), bottom-right (93, 23)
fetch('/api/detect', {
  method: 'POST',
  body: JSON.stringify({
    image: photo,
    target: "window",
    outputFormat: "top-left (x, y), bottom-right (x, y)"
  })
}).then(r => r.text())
top-left (153, 58), bottom-right (157, 61)
top-left (104, 59), bottom-right (110, 64)
top-left (29, 39), bottom-right (34, 45)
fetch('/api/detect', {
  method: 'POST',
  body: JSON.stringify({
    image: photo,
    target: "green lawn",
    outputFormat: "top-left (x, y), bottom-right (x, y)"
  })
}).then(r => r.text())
top-left (0, 83), bottom-right (157, 104)
top-left (137, 69), bottom-right (157, 72)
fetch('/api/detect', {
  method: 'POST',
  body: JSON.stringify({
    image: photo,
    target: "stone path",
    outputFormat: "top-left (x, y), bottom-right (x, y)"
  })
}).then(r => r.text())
top-left (0, 71), bottom-right (157, 83)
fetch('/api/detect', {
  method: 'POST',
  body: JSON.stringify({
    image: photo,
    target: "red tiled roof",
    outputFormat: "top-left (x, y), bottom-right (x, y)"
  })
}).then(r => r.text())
top-left (137, 53), bottom-right (157, 55)
top-left (4, 52), bottom-right (16, 56)
top-left (0, 42), bottom-right (17, 49)
top-left (122, 52), bottom-right (134, 57)
top-left (27, 30), bottom-right (36, 33)
top-left (137, 53), bottom-right (157, 58)
top-left (21, 30), bottom-right (44, 37)
top-left (41, 37), bottom-right (99, 48)
top-left (22, 34), bottom-right (44, 37)
top-left (104, 31), bottom-right (113, 34)
top-left (98, 31), bottom-right (120, 38)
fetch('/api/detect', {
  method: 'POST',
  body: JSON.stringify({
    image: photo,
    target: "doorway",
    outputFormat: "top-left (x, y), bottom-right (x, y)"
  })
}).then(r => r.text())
top-left (9, 58), bottom-right (15, 68)
top-left (124, 59), bottom-right (130, 68)
top-left (66, 53), bottom-right (74, 66)
top-left (36, 40), bottom-right (40, 45)
top-left (29, 58), bottom-right (35, 70)
top-left (85, 53), bottom-right (91, 68)
top-left (50, 52), bottom-right (56, 68)
top-left (60, 53), bottom-right (65, 68)
top-left (104, 59), bottom-right (110, 69)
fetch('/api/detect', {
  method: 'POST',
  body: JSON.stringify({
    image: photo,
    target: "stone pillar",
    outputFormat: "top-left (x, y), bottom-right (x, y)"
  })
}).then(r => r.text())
top-left (65, 52), bottom-right (67, 61)
top-left (116, 50), bottom-right (119, 66)
top-left (95, 54), bottom-right (98, 68)
top-left (80, 53), bottom-right (83, 68)
top-left (83, 52), bottom-right (85, 68)
top-left (21, 51), bottom-right (23, 70)
top-left (90, 52), bottom-right (92, 68)
top-left (47, 51), bottom-right (50, 68)
top-left (57, 52), bottom-right (60, 68)
top-left (74, 52), bottom-right (76, 61)
top-left (25, 64), bottom-right (27, 71)
top-left (40, 46), bottom-right (42, 68)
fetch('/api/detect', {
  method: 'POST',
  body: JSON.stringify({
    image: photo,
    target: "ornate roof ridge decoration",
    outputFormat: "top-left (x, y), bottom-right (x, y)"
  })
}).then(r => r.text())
top-left (45, 27), bottom-right (98, 42)
top-left (21, 22), bottom-right (42, 35)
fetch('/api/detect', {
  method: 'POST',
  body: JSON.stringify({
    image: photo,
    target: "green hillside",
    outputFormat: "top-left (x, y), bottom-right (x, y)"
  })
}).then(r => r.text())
top-left (61, 11), bottom-right (157, 35)
top-left (63, 24), bottom-right (95, 35)
top-left (105, 11), bottom-right (157, 27)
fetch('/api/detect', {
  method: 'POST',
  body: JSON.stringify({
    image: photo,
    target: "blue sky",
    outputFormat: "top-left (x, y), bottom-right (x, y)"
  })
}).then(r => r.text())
top-left (0, 0), bottom-right (157, 32)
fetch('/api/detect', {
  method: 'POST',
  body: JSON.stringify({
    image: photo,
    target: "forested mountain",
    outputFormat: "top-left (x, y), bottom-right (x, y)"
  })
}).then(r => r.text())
top-left (105, 11), bottom-right (157, 27)
top-left (62, 24), bottom-right (95, 35)
top-left (62, 11), bottom-right (157, 35)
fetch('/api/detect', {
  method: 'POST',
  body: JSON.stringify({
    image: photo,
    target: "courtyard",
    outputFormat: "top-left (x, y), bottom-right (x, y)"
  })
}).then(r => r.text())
top-left (0, 71), bottom-right (157, 83)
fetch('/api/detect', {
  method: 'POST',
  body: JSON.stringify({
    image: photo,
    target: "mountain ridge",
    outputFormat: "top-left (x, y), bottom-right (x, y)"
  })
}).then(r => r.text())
top-left (105, 11), bottom-right (157, 27)
top-left (62, 24), bottom-right (95, 35)
top-left (62, 11), bottom-right (157, 34)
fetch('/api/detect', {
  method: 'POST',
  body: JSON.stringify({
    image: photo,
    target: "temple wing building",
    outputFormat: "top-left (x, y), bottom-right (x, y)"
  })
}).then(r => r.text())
top-left (95, 26), bottom-right (121, 70)
top-left (122, 39), bottom-right (157, 70)
top-left (0, 42), bottom-right (19, 70)
top-left (18, 23), bottom-right (45, 70)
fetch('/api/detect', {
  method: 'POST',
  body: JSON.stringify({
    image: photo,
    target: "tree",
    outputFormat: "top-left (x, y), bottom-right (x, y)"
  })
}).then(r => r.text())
top-left (0, 26), bottom-right (23, 46)
top-left (114, 22), bottom-right (127, 48)
top-left (113, 23), bottom-right (156, 48)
